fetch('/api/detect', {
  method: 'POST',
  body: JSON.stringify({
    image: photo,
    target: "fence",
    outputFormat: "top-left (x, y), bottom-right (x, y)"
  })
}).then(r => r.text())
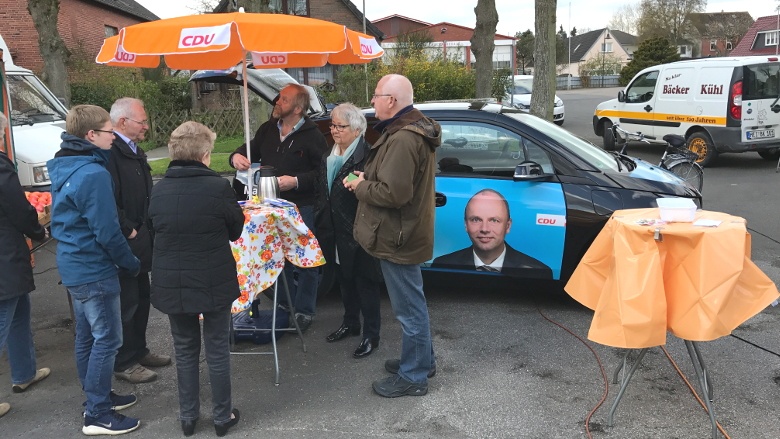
top-left (556, 75), bottom-right (621, 89)
top-left (145, 108), bottom-right (245, 147)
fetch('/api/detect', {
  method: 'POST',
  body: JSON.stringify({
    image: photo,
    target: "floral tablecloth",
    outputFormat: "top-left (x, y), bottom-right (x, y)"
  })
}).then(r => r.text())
top-left (230, 202), bottom-right (326, 313)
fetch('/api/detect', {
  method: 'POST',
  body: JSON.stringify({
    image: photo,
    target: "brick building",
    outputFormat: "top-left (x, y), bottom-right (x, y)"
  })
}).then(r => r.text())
top-left (0, 0), bottom-right (157, 74)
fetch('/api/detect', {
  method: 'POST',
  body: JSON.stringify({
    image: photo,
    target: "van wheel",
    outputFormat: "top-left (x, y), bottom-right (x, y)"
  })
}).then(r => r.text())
top-left (602, 121), bottom-right (616, 151)
top-left (757, 149), bottom-right (780, 160)
top-left (686, 132), bottom-right (717, 167)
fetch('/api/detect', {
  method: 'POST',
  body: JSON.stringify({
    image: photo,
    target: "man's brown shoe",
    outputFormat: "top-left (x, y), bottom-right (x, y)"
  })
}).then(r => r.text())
top-left (138, 352), bottom-right (171, 368)
top-left (114, 364), bottom-right (157, 383)
top-left (12, 367), bottom-right (50, 393)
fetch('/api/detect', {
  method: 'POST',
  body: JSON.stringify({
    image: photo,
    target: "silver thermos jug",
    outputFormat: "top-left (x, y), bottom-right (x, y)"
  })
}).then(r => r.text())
top-left (253, 165), bottom-right (280, 200)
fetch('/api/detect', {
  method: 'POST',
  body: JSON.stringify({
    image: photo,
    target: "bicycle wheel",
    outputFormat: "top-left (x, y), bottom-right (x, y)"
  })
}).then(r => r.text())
top-left (666, 161), bottom-right (703, 192)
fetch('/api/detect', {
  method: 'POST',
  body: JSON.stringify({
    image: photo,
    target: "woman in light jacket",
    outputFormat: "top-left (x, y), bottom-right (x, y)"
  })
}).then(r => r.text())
top-left (149, 121), bottom-right (244, 437)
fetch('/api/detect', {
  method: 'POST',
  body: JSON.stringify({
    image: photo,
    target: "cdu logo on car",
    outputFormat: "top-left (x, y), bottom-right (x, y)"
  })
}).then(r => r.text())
top-left (179, 24), bottom-right (231, 49)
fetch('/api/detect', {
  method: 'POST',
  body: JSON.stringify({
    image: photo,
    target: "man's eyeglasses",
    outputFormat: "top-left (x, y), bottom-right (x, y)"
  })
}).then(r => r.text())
top-left (329, 123), bottom-right (351, 132)
top-left (372, 94), bottom-right (394, 100)
top-left (125, 117), bottom-right (149, 127)
top-left (92, 129), bottom-right (115, 135)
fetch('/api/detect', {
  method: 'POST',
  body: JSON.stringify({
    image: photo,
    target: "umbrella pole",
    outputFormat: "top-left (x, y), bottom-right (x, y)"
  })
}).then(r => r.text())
top-left (242, 52), bottom-right (253, 198)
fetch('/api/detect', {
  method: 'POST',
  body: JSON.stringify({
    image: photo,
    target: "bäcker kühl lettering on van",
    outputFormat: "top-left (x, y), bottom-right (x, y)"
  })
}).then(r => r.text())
top-left (700, 84), bottom-right (723, 94)
top-left (663, 85), bottom-right (690, 94)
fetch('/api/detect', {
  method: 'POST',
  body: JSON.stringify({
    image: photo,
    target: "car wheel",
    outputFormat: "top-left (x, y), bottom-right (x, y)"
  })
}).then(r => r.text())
top-left (554, 119), bottom-right (564, 126)
top-left (602, 120), bottom-right (616, 151)
top-left (757, 148), bottom-right (780, 161)
top-left (686, 132), bottom-right (718, 167)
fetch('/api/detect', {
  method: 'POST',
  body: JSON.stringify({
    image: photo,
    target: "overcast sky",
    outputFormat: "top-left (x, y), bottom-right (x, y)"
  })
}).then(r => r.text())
top-left (134, 0), bottom-right (776, 37)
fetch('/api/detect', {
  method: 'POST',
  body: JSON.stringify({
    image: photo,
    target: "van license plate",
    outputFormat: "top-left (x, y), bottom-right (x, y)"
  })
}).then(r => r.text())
top-left (746, 129), bottom-right (775, 140)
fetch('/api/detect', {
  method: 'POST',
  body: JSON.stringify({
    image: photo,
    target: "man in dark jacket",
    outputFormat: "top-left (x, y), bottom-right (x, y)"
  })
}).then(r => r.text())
top-left (345, 74), bottom-right (441, 398)
top-left (108, 98), bottom-right (170, 385)
top-left (229, 84), bottom-right (328, 332)
top-left (0, 112), bottom-right (50, 418)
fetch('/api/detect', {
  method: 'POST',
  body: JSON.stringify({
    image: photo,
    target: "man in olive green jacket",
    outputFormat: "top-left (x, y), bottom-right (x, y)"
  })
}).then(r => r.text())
top-left (345, 74), bottom-right (441, 398)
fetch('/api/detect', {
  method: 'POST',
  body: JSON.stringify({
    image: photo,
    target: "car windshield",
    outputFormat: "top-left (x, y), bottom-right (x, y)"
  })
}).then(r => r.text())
top-left (507, 113), bottom-right (620, 172)
top-left (7, 74), bottom-right (66, 126)
top-left (511, 78), bottom-right (533, 95)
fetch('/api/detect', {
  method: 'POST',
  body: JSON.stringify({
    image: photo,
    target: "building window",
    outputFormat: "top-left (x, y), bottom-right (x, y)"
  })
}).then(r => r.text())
top-left (601, 42), bottom-right (613, 53)
top-left (726, 40), bottom-right (733, 51)
top-left (104, 25), bottom-right (118, 37)
top-left (766, 31), bottom-right (779, 46)
top-left (679, 45), bottom-right (687, 55)
top-left (268, 0), bottom-right (308, 16)
top-left (710, 39), bottom-right (717, 51)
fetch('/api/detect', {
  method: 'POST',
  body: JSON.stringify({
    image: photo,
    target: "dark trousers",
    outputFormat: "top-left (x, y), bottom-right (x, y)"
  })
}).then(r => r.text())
top-left (114, 272), bottom-right (151, 371)
top-left (280, 204), bottom-right (319, 316)
top-left (336, 264), bottom-right (381, 340)
top-left (168, 310), bottom-right (233, 424)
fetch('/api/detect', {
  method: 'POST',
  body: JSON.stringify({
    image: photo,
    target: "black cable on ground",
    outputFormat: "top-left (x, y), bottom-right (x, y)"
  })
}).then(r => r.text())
top-left (729, 333), bottom-right (780, 358)
top-left (746, 226), bottom-right (780, 246)
top-left (535, 303), bottom-right (608, 439)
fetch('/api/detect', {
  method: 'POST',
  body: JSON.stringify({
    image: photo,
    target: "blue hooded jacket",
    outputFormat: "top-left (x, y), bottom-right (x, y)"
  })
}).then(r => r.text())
top-left (47, 133), bottom-right (139, 287)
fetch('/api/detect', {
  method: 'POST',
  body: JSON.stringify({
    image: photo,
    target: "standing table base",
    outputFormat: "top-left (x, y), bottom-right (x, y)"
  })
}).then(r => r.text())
top-left (229, 274), bottom-right (307, 386)
top-left (608, 341), bottom-right (717, 439)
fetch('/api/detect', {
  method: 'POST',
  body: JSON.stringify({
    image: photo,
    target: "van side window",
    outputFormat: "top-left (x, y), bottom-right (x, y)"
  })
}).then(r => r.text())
top-left (437, 121), bottom-right (553, 177)
top-left (625, 71), bottom-right (658, 104)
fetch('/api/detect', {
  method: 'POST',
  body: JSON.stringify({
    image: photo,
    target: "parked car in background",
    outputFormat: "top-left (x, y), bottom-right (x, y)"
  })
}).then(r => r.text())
top-left (593, 56), bottom-right (780, 167)
top-left (191, 69), bottom-right (700, 290)
top-left (504, 75), bottom-right (565, 125)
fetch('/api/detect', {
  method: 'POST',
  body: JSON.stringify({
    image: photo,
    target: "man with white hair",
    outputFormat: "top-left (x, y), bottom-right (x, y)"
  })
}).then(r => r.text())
top-left (345, 74), bottom-right (441, 397)
top-left (108, 98), bottom-right (171, 384)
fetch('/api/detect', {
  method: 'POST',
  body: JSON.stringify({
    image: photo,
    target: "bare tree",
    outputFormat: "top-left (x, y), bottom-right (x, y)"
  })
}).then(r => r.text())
top-left (688, 12), bottom-right (754, 56)
top-left (609, 3), bottom-right (640, 35)
top-left (636, 0), bottom-right (706, 44)
top-left (27, 0), bottom-right (71, 105)
top-left (471, 0), bottom-right (499, 98)
top-left (531, 0), bottom-right (556, 121)
top-left (188, 0), bottom-right (220, 14)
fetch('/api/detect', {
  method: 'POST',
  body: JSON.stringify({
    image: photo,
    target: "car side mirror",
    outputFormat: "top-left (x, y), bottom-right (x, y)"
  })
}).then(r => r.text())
top-left (513, 161), bottom-right (551, 181)
top-left (617, 91), bottom-right (626, 103)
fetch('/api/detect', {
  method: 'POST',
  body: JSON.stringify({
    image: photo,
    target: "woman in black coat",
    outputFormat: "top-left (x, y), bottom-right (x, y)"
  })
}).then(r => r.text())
top-left (0, 113), bottom-right (50, 417)
top-left (148, 121), bottom-right (244, 437)
top-left (314, 103), bottom-right (383, 358)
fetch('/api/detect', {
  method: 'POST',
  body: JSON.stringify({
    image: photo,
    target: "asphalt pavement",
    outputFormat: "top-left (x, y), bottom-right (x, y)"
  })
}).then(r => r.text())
top-left (3, 88), bottom-right (780, 438)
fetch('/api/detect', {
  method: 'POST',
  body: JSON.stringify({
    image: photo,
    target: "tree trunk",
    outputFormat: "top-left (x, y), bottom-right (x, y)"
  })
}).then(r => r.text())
top-left (470, 0), bottom-right (498, 98)
top-left (531, 0), bottom-right (556, 120)
top-left (27, 0), bottom-right (71, 106)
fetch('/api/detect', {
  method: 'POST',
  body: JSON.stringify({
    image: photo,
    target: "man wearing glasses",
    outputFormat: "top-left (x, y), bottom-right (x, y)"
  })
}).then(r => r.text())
top-left (229, 84), bottom-right (328, 332)
top-left (345, 74), bottom-right (441, 398)
top-left (107, 98), bottom-right (171, 385)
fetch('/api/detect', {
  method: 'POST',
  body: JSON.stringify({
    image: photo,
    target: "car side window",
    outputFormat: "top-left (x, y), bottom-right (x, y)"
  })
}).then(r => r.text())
top-left (625, 71), bottom-right (659, 104)
top-left (438, 121), bottom-right (553, 177)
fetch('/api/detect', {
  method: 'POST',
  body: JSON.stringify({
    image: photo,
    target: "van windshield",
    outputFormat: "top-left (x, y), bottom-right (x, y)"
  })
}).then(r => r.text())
top-left (7, 74), bottom-right (66, 126)
top-left (743, 63), bottom-right (780, 100)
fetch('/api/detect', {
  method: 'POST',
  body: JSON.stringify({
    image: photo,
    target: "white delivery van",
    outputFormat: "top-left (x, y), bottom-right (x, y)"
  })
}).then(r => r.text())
top-left (0, 34), bottom-right (67, 190)
top-left (593, 56), bottom-right (780, 167)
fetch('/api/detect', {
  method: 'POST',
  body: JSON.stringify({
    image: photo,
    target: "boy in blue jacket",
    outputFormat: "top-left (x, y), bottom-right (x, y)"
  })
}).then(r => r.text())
top-left (48, 105), bottom-right (142, 436)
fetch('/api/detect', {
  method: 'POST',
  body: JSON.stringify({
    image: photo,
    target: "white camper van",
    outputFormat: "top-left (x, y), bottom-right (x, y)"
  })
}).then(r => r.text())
top-left (0, 34), bottom-right (67, 190)
top-left (593, 56), bottom-right (780, 166)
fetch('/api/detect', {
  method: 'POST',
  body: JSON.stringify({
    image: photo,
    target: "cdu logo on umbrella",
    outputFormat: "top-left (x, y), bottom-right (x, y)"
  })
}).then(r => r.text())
top-left (179, 24), bottom-right (231, 50)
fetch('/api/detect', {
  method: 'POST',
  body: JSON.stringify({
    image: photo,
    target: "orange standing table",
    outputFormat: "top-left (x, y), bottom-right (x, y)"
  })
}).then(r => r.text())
top-left (565, 208), bottom-right (779, 438)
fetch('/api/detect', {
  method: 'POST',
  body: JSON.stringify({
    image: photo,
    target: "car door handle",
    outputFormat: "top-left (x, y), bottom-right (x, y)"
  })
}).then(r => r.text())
top-left (435, 192), bottom-right (447, 207)
top-left (644, 105), bottom-right (653, 112)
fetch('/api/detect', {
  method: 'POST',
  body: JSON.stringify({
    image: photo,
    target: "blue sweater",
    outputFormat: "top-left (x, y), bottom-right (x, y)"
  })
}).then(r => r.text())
top-left (47, 133), bottom-right (139, 287)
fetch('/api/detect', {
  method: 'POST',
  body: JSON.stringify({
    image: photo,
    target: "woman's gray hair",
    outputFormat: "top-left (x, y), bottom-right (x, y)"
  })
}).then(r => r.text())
top-left (331, 103), bottom-right (367, 136)
top-left (168, 121), bottom-right (216, 161)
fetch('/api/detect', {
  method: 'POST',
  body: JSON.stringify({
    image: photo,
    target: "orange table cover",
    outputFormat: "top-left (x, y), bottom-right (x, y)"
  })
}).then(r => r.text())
top-left (565, 208), bottom-right (779, 348)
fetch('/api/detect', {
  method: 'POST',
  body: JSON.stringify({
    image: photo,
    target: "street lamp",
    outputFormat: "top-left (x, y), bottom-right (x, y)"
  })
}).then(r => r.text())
top-left (601, 30), bottom-right (611, 88)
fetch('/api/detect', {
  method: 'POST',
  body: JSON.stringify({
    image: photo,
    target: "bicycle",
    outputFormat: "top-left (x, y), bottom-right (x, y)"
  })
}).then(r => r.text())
top-left (609, 124), bottom-right (704, 192)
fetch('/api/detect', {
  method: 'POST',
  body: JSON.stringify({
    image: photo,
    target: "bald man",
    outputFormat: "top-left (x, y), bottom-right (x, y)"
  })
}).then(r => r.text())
top-left (431, 189), bottom-right (552, 278)
top-left (345, 74), bottom-right (441, 398)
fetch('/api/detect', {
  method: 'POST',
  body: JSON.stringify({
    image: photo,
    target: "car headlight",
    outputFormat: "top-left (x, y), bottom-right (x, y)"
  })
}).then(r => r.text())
top-left (33, 165), bottom-right (49, 184)
top-left (554, 99), bottom-right (563, 107)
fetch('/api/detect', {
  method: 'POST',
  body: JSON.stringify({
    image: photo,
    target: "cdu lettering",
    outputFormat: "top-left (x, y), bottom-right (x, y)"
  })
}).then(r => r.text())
top-left (537, 218), bottom-right (557, 225)
top-left (259, 55), bottom-right (287, 65)
top-left (114, 51), bottom-right (136, 62)
top-left (182, 34), bottom-right (216, 47)
top-left (360, 43), bottom-right (373, 55)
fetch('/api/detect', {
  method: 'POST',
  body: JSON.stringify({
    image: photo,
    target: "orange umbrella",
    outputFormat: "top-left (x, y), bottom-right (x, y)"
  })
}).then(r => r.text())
top-left (95, 11), bottom-right (383, 195)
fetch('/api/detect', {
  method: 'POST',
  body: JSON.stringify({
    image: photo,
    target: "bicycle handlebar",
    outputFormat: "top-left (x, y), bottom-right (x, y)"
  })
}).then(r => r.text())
top-left (611, 124), bottom-right (656, 141)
